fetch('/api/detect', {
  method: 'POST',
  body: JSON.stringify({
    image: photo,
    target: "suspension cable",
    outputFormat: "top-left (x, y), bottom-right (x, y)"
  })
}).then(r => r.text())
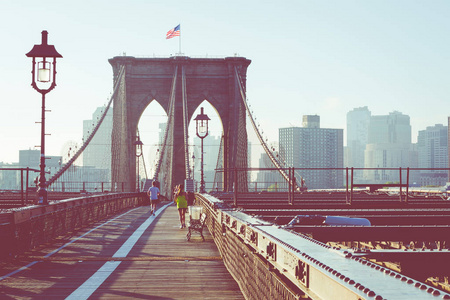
top-left (181, 66), bottom-right (191, 179)
top-left (213, 134), bottom-right (224, 191)
top-left (47, 65), bottom-right (126, 187)
top-left (234, 66), bottom-right (298, 190)
top-left (136, 128), bottom-right (148, 182)
top-left (153, 65), bottom-right (178, 181)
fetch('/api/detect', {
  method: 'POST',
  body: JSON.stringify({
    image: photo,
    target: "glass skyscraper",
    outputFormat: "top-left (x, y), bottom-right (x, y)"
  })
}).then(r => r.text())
top-left (364, 111), bottom-right (416, 183)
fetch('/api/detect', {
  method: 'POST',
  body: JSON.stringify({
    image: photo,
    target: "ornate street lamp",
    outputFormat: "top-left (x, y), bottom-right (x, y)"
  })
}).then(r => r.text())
top-left (134, 136), bottom-right (144, 192)
top-left (194, 107), bottom-right (210, 193)
top-left (26, 30), bottom-right (62, 205)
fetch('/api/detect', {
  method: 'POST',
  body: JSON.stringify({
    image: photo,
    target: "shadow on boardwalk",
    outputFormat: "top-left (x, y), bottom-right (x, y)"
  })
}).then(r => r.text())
top-left (0, 203), bottom-right (244, 299)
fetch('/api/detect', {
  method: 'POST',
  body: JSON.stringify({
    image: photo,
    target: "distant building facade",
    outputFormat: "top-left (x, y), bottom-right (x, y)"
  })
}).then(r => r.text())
top-left (279, 115), bottom-right (344, 189)
top-left (346, 106), bottom-right (371, 180)
top-left (0, 150), bottom-right (62, 190)
top-left (82, 107), bottom-right (112, 183)
top-left (0, 162), bottom-right (19, 190)
top-left (448, 117), bottom-right (450, 182)
top-left (364, 111), bottom-right (417, 183)
top-left (255, 152), bottom-right (283, 191)
top-left (417, 124), bottom-right (448, 186)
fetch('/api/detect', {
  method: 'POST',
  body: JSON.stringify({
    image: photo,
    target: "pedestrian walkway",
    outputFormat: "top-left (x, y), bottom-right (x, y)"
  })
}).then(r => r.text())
top-left (0, 203), bottom-right (244, 299)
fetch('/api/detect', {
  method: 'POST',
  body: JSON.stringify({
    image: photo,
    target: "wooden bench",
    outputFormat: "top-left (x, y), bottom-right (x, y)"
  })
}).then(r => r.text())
top-left (187, 212), bottom-right (207, 241)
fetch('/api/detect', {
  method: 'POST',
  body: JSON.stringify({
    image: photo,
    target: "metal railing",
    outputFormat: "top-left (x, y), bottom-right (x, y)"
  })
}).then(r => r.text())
top-left (210, 167), bottom-right (450, 206)
top-left (0, 168), bottom-right (40, 206)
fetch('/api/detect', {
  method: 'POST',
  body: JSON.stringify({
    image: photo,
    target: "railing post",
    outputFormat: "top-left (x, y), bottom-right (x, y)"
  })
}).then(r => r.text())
top-left (345, 167), bottom-right (349, 204)
top-left (399, 167), bottom-right (402, 202)
top-left (101, 182), bottom-right (104, 193)
top-left (26, 167), bottom-right (30, 205)
top-left (406, 167), bottom-right (409, 203)
top-left (20, 169), bottom-right (24, 207)
top-left (350, 167), bottom-right (354, 205)
top-left (291, 168), bottom-right (296, 205)
top-left (288, 167), bottom-right (292, 204)
top-left (234, 168), bottom-right (238, 207)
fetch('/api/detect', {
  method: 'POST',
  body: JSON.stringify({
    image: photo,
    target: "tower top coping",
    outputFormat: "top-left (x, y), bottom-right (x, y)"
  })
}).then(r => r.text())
top-left (108, 55), bottom-right (251, 66)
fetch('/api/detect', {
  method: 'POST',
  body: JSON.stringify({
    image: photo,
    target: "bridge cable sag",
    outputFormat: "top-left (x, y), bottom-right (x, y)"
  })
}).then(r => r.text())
top-left (46, 65), bottom-right (126, 188)
top-left (233, 66), bottom-right (299, 190)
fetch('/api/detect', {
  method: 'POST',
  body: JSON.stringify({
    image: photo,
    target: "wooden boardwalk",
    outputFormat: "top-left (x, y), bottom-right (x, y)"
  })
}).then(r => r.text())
top-left (0, 203), bottom-right (244, 299)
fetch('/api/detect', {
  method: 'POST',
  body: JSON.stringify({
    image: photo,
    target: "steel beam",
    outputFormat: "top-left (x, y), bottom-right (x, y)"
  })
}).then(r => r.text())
top-left (289, 225), bottom-right (450, 243)
top-left (219, 208), bottom-right (450, 299)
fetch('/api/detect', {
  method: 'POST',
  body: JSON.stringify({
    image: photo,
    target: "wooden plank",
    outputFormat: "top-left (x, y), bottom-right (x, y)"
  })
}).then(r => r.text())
top-left (0, 204), bottom-right (244, 299)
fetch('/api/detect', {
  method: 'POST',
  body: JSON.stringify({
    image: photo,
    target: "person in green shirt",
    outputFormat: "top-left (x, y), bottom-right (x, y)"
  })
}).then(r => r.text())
top-left (174, 184), bottom-right (188, 228)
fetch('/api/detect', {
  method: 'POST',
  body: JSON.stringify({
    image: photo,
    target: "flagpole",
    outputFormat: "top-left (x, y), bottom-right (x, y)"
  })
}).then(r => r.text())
top-left (179, 27), bottom-right (182, 55)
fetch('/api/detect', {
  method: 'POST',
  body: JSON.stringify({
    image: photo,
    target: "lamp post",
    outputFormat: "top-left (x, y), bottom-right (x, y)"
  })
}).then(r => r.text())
top-left (191, 153), bottom-right (196, 181)
top-left (26, 30), bottom-right (62, 205)
top-left (134, 136), bottom-right (144, 192)
top-left (191, 153), bottom-right (196, 191)
top-left (194, 107), bottom-right (210, 193)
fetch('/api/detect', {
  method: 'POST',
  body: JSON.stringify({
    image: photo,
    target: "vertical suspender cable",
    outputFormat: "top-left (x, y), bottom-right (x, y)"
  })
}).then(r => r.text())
top-left (181, 66), bottom-right (191, 179)
top-left (153, 65), bottom-right (178, 181)
top-left (234, 66), bottom-right (298, 191)
top-left (213, 135), bottom-right (224, 191)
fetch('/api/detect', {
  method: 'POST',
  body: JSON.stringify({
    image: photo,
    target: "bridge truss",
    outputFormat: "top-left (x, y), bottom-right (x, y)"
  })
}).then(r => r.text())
top-left (202, 190), bottom-right (450, 298)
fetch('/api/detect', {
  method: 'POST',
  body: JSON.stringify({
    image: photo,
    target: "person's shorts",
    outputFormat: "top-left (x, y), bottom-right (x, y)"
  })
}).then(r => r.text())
top-left (150, 199), bottom-right (160, 205)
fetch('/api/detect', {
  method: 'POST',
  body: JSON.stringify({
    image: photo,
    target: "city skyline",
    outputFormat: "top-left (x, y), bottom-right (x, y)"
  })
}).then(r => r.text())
top-left (1, 1), bottom-right (450, 164)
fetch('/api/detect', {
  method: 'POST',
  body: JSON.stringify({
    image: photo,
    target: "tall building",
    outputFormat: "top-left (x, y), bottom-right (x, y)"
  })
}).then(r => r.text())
top-left (302, 115), bottom-right (320, 128)
top-left (0, 162), bottom-right (18, 190)
top-left (13, 150), bottom-right (62, 188)
top-left (19, 149), bottom-right (40, 170)
top-left (364, 111), bottom-right (417, 183)
top-left (417, 124), bottom-right (448, 186)
top-left (256, 152), bottom-right (283, 191)
top-left (346, 107), bottom-right (371, 179)
top-left (279, 115), bottom-right (344, 189)
top-left (82, 107), bottom-right (112, 183)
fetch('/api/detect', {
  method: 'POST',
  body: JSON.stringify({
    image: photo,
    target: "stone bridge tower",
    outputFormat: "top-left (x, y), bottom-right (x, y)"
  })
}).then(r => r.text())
top-left (108, 56), bottom-right (251, 195)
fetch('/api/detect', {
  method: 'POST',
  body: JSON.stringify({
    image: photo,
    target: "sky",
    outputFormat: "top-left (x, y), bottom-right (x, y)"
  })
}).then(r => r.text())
top-left (1, 0), bottom-right (450, 167)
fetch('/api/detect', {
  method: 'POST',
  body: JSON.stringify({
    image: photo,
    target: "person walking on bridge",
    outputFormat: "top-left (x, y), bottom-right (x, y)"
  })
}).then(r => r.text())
top-left (147, 181), bottom-right (160, 216)
top-left (174, 184), bottom-right (188, 228)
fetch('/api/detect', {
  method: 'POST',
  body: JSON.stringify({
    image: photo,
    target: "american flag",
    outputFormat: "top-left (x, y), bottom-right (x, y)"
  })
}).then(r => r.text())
top-left (166, 24), bottom-right (180, 39)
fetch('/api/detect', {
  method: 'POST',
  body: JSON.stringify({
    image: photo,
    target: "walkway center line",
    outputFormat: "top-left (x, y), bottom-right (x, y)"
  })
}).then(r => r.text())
top-left (65, 202), bottom-right (172, 300)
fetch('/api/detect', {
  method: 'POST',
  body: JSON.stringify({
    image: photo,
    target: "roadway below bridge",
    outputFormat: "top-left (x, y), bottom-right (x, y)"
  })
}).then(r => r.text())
top-left (0, 203), bottom-right (244, 299)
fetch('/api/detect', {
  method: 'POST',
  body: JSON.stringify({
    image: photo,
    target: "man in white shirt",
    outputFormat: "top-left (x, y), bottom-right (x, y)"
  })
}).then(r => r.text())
top-left (147, 181), bottom-right (160, 216)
